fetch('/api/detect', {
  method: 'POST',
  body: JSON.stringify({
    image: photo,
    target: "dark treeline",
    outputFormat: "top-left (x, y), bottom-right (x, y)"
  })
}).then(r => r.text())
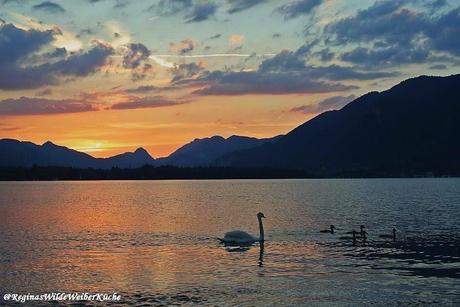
top-left (0, 165), bottom-right (458, 181)
top-left (0, 165), bottom-right (310, 181)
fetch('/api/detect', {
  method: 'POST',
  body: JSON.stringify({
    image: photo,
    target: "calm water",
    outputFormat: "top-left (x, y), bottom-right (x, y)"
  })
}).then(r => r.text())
top-left (1, 179), bottom-right (459, 306)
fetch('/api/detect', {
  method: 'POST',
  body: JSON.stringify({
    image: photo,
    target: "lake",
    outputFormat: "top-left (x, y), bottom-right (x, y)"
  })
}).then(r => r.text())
top-left (1, 179), bottom-right (459, 306)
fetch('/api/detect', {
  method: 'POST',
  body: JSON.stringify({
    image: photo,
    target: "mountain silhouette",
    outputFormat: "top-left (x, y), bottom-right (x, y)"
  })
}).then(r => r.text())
top-left (156, 135), bottom-right (281, 167)
top-left (214, 74), bottom-right (460, 176)
top-left (0, 139), bottom-right (155, 169)
top-left (0, 135), bottom-right (277, 169)
top-left (2, 74), bottom-right (460, 177)
top-left (101, 147), bottom-right (155, 169)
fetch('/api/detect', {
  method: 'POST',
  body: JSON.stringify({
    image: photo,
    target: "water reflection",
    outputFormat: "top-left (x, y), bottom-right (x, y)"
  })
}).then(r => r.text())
top-left (1, 179), bottom-right (460, 306)
top-left (259, 242), bottom-right (264, 267)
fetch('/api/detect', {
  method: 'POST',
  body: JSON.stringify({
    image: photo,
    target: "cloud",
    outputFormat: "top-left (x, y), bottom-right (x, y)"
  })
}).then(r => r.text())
top-left (326, 1), bottom-right (460, 67)
top-left (326, 1), bottom-right (427, 45)
top-left (122, 43), bottom-right (151, 69)
top-left (151, 0), bottom-right (216, 23)
top-left (186, 2), bottom-right (217, 22)
top-left (276, 0), bottom-right (323, 19)
top-left (170, 62), bottom-right (204, 82)
top-left (169, 39), bottom-right (196, 55)
top-left (191, 71), bottom-right (356, 95)
top-left (131, 64), bottom-right (154, 81)
top-left (169, 49), bottom-right (402, 96)
top-left (0, 97), bottom-right (96, 116)
top-left (0, 23), bottom-right (55, 63)
top-left (152, 0), bottom-right (193, 16)
top-left (227, 0), bottom-right (265, 14)
top-left (426, 7), bottom-right (460, 56)
top-left (290, 95), bottom-right (356, 114)
top-left (111, 96), bottom-right (188, 110)
top-left (341, 45), bottom-right (429, 67)
top-left (46, 42), bottom-right (114, 76)
top-left (0, 23), bottom-right (114, 90)
top-left (260, 50), bottom-right (398, 80)
top-left (33, 1), bottom-right (66, 14)
top-left (125, 85), bottom-right (158, 94)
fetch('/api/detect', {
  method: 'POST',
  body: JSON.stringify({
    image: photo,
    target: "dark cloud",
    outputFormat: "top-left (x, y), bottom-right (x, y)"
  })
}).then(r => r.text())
top-left (276, 0), bottom-right (323, 19)
top-left (0, 23), bottom-right (55, 63)
top-left (341, 45), bottom-right (429, 67)
top-left (326, 1), bottom-right (460, 67)
top-left (150, 0), bottom-right (216, 23)
top-left (317, 48), bottom-right (334, 61)
top-left (111, 96), bottom-right (187, 110)
top-left (227, 0), bottom-right (265, 14)
top-left (191, 71), bottom-right (355, 95)
top-left (45, 42), bottom-right (114, 76)
top-left (186, 2), bottom-right (217, 22)
top-left (290, 95), bottom-right (356, 114)
top-left (122, 43), bottom-right (150, 69)
top-left (33, 1), bottom-right (66, 14)
top-left (125, 85), bottom-right (158, 94)
top-left (426, 7), bottom-right (460, 56)
top-left (260, 50), bottom-right (398, 80)
top-left (326, 1), bottom-right (427, 45)
top-left (0, 97), bottom-right (96, 116)
top-left (170, 49), bottom-right (402, 96)
top-left (171, 62), bottom-right (204, 82)
top-left (0, 24), bottom-right (114, 90)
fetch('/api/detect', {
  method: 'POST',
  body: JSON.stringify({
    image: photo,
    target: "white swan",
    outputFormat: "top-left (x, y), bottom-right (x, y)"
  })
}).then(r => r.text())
top-left (219, 212), bottom-right (265, 245)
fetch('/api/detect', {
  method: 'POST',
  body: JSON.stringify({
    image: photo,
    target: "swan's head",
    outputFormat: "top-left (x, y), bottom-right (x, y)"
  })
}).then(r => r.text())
top-left (257, 212), bottom-right (266, 219)
top-left (360, 225), bottom-right (365, 230)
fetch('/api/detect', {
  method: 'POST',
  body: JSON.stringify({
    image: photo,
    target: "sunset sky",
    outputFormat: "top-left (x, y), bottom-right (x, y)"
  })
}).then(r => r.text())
top-left (0, 0), bottom-right (459, 157)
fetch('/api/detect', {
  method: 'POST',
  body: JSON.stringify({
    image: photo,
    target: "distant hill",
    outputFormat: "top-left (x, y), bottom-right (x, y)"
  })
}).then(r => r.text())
top-left (214, 75), bottom-right (460, 176)
top-left (2, 74), bottom-right (460, 177)
top-left (0, 134), bottom-right (280, 169)
top-left (0, 139), bottom-right (155, 169)
top-left (156, 135), bottom-right (282, 167)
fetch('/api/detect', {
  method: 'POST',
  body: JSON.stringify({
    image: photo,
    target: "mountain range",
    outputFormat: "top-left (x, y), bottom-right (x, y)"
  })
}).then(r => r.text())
top-left (0, 135), bottom-right (280, 169)
top-left (1, 74), bottom-right (460, 176)
top-left (215, 74), bottom-right (460, 176)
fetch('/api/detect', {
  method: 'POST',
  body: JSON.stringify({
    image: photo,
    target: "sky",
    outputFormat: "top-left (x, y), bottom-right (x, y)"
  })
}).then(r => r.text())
top-left (0, 0), bottom-right (459, 157)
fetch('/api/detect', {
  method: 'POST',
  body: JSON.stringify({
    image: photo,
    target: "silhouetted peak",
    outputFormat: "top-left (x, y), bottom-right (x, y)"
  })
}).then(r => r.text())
top-left (42, 141), bottom-right (57, 147)
top-left (134, 147), bottom-right (153, 159)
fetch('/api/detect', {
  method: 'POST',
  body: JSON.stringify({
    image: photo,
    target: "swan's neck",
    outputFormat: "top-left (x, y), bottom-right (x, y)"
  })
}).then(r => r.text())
top-left (258, 217), bottom-right (264, 241)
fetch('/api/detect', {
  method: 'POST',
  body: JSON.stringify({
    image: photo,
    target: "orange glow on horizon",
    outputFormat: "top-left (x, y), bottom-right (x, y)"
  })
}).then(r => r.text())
top-left (0, 94), bottom-right (323, 158)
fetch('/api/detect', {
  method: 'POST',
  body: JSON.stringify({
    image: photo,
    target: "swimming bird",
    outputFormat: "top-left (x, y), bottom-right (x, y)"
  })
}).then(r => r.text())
top-left (320, 225), bottom-right (335, 234)
top-left (379, 228), bottom-right (397, 242)
top-left (219, 212), bottom-right (265, 245)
